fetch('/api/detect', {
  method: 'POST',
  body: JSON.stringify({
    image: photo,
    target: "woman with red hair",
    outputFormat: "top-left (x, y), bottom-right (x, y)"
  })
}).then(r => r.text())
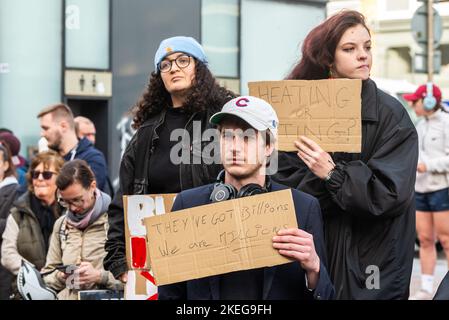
top-left (274, 10), bottom-right (418, 299)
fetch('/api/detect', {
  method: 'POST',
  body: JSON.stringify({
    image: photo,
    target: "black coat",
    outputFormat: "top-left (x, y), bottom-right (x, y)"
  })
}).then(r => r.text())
top-left (273, 79), bottom-right (418, 299)
top-left (158, 182), bottom-right (335, 300)
top-left (0, 183), bottom-right (19, 235)
top-left (433, 271), bottom-right (449, 300)
top-left (0, 182), bottom-right (19, 300)
top-left (104, 108), bottom-right (227, 278)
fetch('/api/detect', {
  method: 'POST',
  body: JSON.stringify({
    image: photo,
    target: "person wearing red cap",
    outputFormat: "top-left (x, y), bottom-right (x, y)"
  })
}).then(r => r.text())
top-left (403, 83), bottom-right (443, 108)
top-left (403, 83), bottom-right (449, 300)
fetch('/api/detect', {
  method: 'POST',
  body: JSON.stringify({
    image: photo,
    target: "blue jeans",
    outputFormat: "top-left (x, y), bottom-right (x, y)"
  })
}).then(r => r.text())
top-left (416, 188), bottom-right (449, 212)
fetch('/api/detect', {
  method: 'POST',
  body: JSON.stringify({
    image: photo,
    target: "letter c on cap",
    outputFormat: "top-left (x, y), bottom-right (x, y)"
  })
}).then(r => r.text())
top-left (235, 98), bottom-right (250, 107)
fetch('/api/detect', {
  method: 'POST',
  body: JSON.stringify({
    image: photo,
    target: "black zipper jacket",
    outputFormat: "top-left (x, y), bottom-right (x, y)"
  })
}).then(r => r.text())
top-left (273, 79), bottom-right (418, 299)
top-left (104, 106), bottom-right (227, 278)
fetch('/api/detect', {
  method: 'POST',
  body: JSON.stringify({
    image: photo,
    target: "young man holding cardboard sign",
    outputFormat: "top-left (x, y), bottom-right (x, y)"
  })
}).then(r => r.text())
top-left (157, 96), bottom-right (334, 300)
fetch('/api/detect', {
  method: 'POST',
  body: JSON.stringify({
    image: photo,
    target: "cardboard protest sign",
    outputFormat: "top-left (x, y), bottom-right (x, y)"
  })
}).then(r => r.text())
top-left (144, 189), bottom-right (298, 286)
top-left (123, 194), bottom-right (177, 300)
top-left (248, 79), bottom-right (362, 152)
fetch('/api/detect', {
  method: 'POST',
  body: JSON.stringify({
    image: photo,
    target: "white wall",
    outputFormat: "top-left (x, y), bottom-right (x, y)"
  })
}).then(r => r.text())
top-left (0, 0), bottom-right (62, 155)
top-left (240, 0), bottom-right (326, 94)
top-left (65, 0), bottom-right (110, 69)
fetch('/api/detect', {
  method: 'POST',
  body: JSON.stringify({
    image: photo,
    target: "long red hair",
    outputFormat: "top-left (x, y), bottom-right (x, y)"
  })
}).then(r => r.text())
top-left (287, 10), bottom-right (370, 80)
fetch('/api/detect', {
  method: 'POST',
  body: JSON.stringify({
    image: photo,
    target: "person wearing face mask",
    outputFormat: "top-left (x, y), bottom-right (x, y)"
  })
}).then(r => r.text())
top-left (74, 116), bottom-right (96, 145)
top-left (403, 84), bottom-right (449, 300)
top-left (273, 10), bottom-right (418, 299)
top-left (41, 160), bottom-right (122, 300)
top-left (1, 151), bottom-right (64, 299)
top-left (104, 36), bottom-right (236, 284)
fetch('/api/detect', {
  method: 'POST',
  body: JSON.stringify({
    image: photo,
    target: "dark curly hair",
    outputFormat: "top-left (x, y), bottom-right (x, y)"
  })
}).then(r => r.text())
top-left (132, 60), bottom-right (236, 129)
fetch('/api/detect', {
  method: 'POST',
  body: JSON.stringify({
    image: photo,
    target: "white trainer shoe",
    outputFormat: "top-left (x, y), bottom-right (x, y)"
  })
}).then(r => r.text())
top-left (409, 289), bottom-right (433, 300)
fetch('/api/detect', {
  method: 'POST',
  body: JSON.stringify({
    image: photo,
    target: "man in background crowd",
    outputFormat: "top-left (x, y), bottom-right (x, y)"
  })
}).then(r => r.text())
top-left (74, 116), bottom-right (96, 145)
top-left (37, 104), bottom-right (109, 193)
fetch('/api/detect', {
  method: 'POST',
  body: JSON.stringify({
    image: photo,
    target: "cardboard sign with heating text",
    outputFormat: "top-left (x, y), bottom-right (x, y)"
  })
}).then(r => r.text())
top-left (144, 189), bottom-right (298, 286)
top-left (123, 193), bottom-right (177, 300)
top-left (248, 79), bottom-right (362, 152)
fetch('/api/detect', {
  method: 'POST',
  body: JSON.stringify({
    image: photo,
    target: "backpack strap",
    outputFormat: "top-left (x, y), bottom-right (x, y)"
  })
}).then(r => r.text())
top-left (56, 216), bottom-right (68, 251)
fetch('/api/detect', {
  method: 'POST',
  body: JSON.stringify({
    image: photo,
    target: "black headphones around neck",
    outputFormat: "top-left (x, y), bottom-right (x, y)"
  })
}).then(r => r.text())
top-left (209, 170), bottom-right (272, 203)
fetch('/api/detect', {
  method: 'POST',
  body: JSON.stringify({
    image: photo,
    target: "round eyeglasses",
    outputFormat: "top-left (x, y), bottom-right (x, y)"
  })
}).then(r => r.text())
top-left (57, 196), bottom-right (85, 209)
top-left (57, 190), bottom-right (88, 208)
top-left (57, 188), bottom-right (95, 209)
top-left (159, 55), bottom-right (191, 73)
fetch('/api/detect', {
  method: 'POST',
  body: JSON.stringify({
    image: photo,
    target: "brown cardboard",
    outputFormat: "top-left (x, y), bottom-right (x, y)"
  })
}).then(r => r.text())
top-left (143, 189), bottom-right (298, 286)
top-left (248, 79), bottom-right (362, 152)
top-left (135, 271), bottom-right (148, 295)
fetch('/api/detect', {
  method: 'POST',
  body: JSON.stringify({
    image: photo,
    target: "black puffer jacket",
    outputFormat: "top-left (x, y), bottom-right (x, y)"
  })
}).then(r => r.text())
top-left (273, 79), bottom-right (418, 299)
top-left (104, 105), bottom-right (231, 278)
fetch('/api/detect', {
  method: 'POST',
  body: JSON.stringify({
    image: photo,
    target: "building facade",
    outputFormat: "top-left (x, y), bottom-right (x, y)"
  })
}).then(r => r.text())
top-left (0, 0), bottom-right (328, 184)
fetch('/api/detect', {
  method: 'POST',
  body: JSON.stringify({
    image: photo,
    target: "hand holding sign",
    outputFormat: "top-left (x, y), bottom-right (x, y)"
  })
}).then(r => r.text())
top-left (272, 228), bottom-right (320, 289)
top-left (295, 136), bottom-right (335, 180)
top-left (119, 273), bottom-right (128, 283)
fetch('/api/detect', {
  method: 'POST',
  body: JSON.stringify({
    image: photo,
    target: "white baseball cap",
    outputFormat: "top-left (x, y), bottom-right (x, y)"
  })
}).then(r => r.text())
top-left (210, 96), bottom-right (279, 139)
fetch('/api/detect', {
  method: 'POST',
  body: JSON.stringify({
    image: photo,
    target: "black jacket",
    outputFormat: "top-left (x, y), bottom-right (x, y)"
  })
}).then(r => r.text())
top-left (104, 108), bottom-right (225, 278)
top-left (0, 182), bottom-right (19, 300)
top-left (433, 271), bottom-right (449, 300)
top-left (0, 183), bottom-right (20, 236)
top-left (158, 181), bottom-right (335, 300)
top-left (273, 79), bottom-right (418, 299)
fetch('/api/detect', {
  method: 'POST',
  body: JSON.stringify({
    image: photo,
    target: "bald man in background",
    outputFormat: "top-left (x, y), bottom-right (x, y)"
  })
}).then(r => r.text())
top-left (74, 115), bottom-right (114, 197)
top-left (74, 116), bottom-right (96, 145)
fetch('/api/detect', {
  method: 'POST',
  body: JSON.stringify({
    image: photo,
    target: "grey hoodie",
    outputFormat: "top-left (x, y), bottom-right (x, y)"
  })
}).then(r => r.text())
top-left (416, 109), bottom-right (449, 193)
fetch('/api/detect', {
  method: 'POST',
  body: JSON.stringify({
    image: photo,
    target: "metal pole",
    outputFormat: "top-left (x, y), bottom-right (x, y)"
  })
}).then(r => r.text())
top-left (428, 0), bottom-right (434, 82)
